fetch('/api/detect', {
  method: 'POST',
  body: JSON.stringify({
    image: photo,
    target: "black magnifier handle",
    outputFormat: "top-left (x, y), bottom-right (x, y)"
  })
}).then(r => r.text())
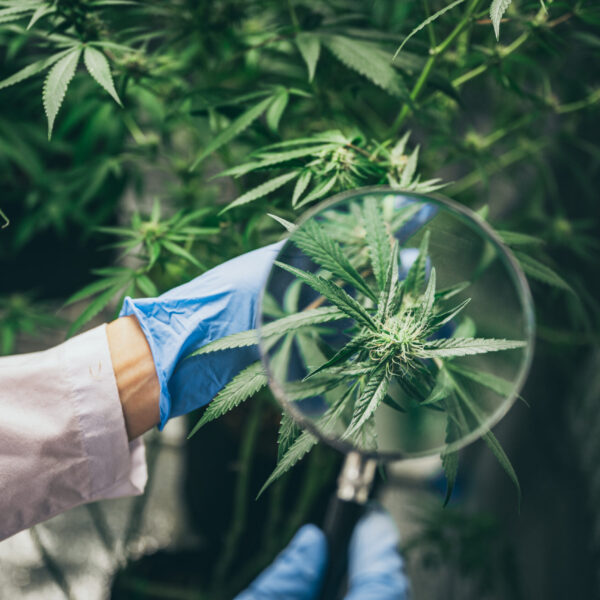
top-left (318, 452), bottom-right (377, 600)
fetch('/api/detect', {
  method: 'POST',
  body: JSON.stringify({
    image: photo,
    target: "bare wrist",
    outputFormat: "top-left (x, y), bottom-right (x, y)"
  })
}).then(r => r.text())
top-left (106, 316), bottom-right (160, 440)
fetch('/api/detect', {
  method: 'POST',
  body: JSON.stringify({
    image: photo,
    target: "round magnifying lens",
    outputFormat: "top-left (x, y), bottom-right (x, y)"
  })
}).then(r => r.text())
top-left (259, 187), bottom-right (534, 460)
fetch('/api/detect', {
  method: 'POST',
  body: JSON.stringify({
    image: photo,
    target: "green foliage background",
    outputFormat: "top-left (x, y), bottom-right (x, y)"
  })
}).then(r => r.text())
top-left (1, 0), bottom-right (599, 598)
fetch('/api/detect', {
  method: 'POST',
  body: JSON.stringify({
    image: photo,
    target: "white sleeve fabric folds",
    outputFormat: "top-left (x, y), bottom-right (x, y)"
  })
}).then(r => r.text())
top-left (0, 324), bottom-right (147, 541)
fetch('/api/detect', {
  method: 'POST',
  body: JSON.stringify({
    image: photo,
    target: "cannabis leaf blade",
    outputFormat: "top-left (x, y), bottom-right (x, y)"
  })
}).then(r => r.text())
top-left (482, 430), bottom-right (521, 507)
top-left (323, 35), bottom-right (408, 98)
top-left (363, 197), bottom-right (391, 291)
top-left (304, 332), bottom-right (370, 379)
top-left (490, 0), bottom-right (512, 40)
top-left (421, 337), bottom-right (526, 358)
top-left (0, 48), bottom-right (73, 91)
top-left (220, 171), bottom-right (299, 214)
top-left (266, 89), bottom-right (289, 132)
top-left (405, 230), bottom-right (430, 293)
top-left (292, 219), bottom-right (377, 301)
top-left (277, 412), bottom-right (301, 461)
top-left (188, 361), bottom-right (268, 437)
top-left (515, 251), bottom-right (574, 293)
top-left (296, 33), bottom-right (320, 82)
top-left (190, 306), bottom-right (346, 355)
top-left (43, 47), bottom-right (82, 139)
top-left (190, 95), bottom-right (274, 169)
top-left (275, 262), bottom-right (377, 331)
top-left (446, 363), bottom-right (514, 397)
top-left (345, 367), bottom-right (389, 439)
top-left (84, 46), bottom-right (122, 106)
top-left (258, 430), bottom-right (318, 498)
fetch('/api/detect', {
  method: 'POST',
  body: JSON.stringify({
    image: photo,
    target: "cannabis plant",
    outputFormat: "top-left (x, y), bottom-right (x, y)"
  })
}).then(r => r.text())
top-left (189, 195), bottom-right (525, 503)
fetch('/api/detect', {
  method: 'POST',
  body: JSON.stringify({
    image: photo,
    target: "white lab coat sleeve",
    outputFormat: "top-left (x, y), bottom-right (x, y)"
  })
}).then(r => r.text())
top-left (0, 324), bottom-right (147, 541)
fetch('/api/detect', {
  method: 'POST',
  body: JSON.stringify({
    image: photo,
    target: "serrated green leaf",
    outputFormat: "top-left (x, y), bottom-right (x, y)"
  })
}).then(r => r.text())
top-left (296, 33), bottom-right (320, 82)
top-left (277, 412), bottom-right (301, 461)
top-left (161, 239), bottom-right (203, 268)
top-left (447, 374), bottom-right (521, 507)
top-left (295, 174), bottom-right (338, 208)
top-left (323, 35), bottom-right (407, 98)
top-left (482, 429), bottom-right (521, 507)
top-left (292, 218), bottom-right (377, 301)
top-left (292, 171), bottom-right (312, 206)
top-left (402, 229), bottom-right (430, 299)
top-left (430, 297), bottom-right (471, 330)
top-left (266, 89), bottom-right (289, 132)
top-left (399, 144), bottom-right (420, 187)
top-left (441, 401), bottom-right (461, 505)
top-left (378, 241), bottom-right (399, 319)
top-left (257, 430), bottom-right (318, 497)
top-left (27, 5), bottom-right (54, 29)
top-left (515, 251), bottom-right (574, 294)
top-left (83, 46), bottom-right (122, 106)
top-left (135, 274), bottom-right (158, 297)
top-left (418, 267), bottom-right (437, 322)
top-left (0, 5), bottom-right (35, 24)
top-left (0, 48), bottom-right (73, 91)
top-left (191, 306), bottom-right (346, 355)
top-left (190, 95), bottom-right (274, 169)
top-left (490, 0), bottom-right (512, 40)
top-left (188, 361), bottom-right (268, 437)
top-left (362, 197), bottom-right (391, 291)
top-left (446, 363), bottom-right (514, 397)
top-left (220, 171), bottom-right (299, 214)
top-left (43, 47), bottom-right (81, 139)
top-left (68, 282), bottom-right (123, 337)
top-left (435, 281), bottom-right (470, 302)
top-left (422, 367), bottom-right (453, 405)
top-left (267, 213), bottom-right (296, 232)
top-left (304, 332), bottom-right (370, 379)
top-left (282, 379), bottom-right (337, 401)
top-left (344, 367), bottom-right (389, 438)
top-left (421, 337), bottom-right (526, 358)
top-left (64, 275), bottom-right (127, 306)
top-left (220, 144), bottom-right (337, 178)
top-left (275, 262), bottom-right (377, 331)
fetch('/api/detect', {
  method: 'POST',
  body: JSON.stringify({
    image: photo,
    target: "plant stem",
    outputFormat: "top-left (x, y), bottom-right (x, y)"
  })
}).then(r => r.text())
top-left (212, 398), bottom-right (263, 591)
top-left (556, 89), bottom-right (600, 114)
top-left (283, 446), bottom-right (337, 540)
top-left (391, 0), bottom-right (482, 134)
top-left (30, 526), bottom-right (75, 600)
top-left (287, 0), bottom-right (299, 31)
top-left (447, 141), bottom-right (546, 196)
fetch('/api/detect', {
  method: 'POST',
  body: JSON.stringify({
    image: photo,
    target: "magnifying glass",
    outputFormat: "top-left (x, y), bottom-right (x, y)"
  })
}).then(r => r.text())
top-left (258, 186), bottom-right (534, 598)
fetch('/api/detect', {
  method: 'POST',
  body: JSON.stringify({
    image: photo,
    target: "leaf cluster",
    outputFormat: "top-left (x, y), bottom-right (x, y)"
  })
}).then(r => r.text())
top-left (64, 199), bottom-right (218, 335)
top-left (191, 197), bottom-right (526, 502)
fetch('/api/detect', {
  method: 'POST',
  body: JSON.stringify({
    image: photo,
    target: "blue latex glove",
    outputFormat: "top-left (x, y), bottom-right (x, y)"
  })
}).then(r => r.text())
top-left (235, 509), bottom-right (409, 600)
top-left (119, 242), bottom-right (283, 429)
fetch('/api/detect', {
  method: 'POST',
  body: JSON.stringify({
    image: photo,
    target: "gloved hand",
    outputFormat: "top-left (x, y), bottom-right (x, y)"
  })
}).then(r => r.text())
top-left (235, 508), bottom-right (409, 600)
top-left (119, 242), bottom-right (283, 429)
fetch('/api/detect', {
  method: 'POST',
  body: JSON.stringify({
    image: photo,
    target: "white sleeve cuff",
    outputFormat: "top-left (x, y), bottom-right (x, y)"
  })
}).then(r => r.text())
top-left (62, 324), bottom-right (147, 499)
top-left (0, 324), bottom-right (147, 541)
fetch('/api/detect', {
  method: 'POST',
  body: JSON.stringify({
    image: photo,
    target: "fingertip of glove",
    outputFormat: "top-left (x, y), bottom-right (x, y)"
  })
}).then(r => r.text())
top-left (293, 524), bottom-right (327, 552)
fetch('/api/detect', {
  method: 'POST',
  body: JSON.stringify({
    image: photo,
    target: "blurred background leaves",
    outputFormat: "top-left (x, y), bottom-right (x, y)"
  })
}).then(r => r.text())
top-left (0, 0), bottom-right (599, 598)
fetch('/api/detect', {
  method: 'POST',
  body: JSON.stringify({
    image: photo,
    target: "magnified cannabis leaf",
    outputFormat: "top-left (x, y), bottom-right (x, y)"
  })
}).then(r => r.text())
top-left (190, 198), bottom-right (527, 504)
